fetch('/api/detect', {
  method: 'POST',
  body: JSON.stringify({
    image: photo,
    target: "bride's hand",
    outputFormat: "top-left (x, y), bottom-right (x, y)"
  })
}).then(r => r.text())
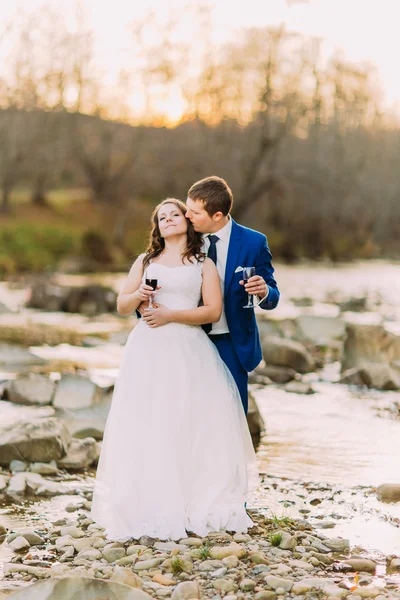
top-left (143, 304), bottom-right (173, 328)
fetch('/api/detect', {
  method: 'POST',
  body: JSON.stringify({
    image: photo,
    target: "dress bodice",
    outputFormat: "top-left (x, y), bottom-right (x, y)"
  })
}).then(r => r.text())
top-left (143, 261), bottom-right (203, 311)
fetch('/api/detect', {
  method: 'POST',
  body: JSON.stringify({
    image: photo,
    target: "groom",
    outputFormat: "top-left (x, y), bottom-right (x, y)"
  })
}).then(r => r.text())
top-left (186, 176), bottom-right (280, 414)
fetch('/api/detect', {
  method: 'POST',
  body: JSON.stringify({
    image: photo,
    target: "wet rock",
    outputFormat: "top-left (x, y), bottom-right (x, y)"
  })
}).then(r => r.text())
top-left (210, 543), bottom-right (246, 559)
top-left (322, 582), bottom-right (348, 597)
top-left (4, 563), bottom-right (50, 579)
top-left (9, 460), bottom-right (27, 473)
top-left (179, 537), bottom-right (203, 547)
top-left (233, 533), bottom-right (251, 543)
top-left (57, 437), bottom-right (98, 470)
top-left (60, 526), bottom-right (85, 538)
top-left (289, 559), bottom-right (314, 571)
top-left (133, 558), bottom-right (163, 571)
top-left (6, 576), bottom-right (153, 598)
top-left (254, 592), bottom-right (277, 600)
top-left (0, 474), bottom-right (8, 490)
top-left (355, 586), bottom-right (385, 598)
top-left (323, 537), bottom-right (350, 553)
top-left (111, 567), bottom-right (143, 588)
top-left (57, 403), bottom-right (111, 440)
top-left (343, 557), bottom-right (377, 574)
top-left (222, 555), bottom-right (240, 568)
top-left (247, 392), bottom-right (265, 443)
top-left (0, 416), bottom-right (71, 465)
top-left (7, 529), bottom-right (44, 546)
top-left (9, 535), bottom-right (31, 551)
top-left (255, 364), bottom-right (296, 383)
top-left (53, 374), bottom-right (107, 411)
top-left (28, 281), bottom-right (117, 316)
top-left (30, 460), bottom-right (59, 475)
top-left (198, 560), bottom-right (224, 572)
top-left (376, 483), bottom-right (400, 502)
top-left (264, 575), bottom-right (293, 592)
top-left (213, 579), bottom-right (237, 593)
top-left (171, 581), bottom-right (200, 600)
top-left (276, 531), bottom-right (296, 550)
top-left (296, 315), bottom-right (346, 348)
top-left (291, 577), bottom-right (327, 594)
top-left (153, 574), bottom-right (176, 586)
top-left (0, 343), bottom-right (47, 368)
top-left (341, 363), bottom-right (400, 390)
top-left (240, 578), bottom-right (256, 591)
top-left (23, 472), bottom-right (74, 496)
top-left (249, 552), bottom-right (268, 565)
top-left (7, 374), bottom-right (55, 406)
top-left (341, 324), bottom-right (400, 373)
top-left (282, 380), bottom-right (315, 394)
top-left (262, 337), bottom-right (315, 374)
top-left (387, 556), bottom-right (400, 572)
top-left (103, 546), bottom-right (126, 563)
top-left (8, 472), bottom-right (27, 494)
top-left (76, 548), bottom-right (103, 561)
top-left (154, 541), bottom-right (186, 552)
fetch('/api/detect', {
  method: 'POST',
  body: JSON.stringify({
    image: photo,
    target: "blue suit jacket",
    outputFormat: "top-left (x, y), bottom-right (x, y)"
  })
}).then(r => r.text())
top-left (222, 219), bottom-right (280, 373)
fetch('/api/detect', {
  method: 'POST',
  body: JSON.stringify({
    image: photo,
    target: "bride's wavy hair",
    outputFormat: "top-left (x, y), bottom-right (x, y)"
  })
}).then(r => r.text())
top-left (142, 198), bottom-right (205, 271)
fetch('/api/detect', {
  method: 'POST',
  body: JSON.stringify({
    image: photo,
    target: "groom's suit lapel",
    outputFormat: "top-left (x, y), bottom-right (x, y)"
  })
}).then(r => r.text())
top-left (224, 219), bottom-right (242, 296)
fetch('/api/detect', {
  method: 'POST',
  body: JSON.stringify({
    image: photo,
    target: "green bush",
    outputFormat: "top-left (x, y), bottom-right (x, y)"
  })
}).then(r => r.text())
top-left (0, 222), bottom-right (80, 274)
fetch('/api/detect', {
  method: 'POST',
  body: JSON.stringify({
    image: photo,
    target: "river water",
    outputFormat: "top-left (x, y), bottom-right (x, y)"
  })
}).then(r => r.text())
top-left (1, 260), bottom-right (400, 564)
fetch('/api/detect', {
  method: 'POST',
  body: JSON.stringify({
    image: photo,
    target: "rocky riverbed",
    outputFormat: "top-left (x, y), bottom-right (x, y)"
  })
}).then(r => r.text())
top-left (1, 498), bottom-right (400, 599)
top-left (1, 260), bottom-right (400, 598)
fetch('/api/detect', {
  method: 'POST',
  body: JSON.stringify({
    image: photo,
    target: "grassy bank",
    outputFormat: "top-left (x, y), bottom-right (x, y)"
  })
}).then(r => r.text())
top-left (0, 188), bottom-right (151, 276)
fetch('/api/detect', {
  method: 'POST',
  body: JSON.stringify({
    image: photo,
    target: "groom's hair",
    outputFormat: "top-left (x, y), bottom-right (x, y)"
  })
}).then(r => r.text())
top-left (188, 176), bottom-right (233, 216)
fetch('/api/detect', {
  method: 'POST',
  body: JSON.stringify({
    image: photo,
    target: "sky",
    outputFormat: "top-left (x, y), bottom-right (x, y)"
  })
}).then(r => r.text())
top-left (2, 0), bottom-right (400, 114)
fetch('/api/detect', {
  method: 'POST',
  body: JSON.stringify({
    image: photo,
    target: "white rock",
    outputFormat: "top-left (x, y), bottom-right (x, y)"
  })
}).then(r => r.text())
top-left (9, 536), bottom-right (31, 551)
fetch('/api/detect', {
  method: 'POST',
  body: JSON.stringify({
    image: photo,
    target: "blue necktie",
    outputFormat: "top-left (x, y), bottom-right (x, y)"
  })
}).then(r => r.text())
top-left (207, 234), bottom-right (219, 264)
top-left (202, 235), bottom-right (220, 334)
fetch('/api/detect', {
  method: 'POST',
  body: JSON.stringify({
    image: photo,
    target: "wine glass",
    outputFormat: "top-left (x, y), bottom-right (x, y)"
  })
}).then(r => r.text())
top-left (242, 267), bottom-right (256, 308)
top-left (145, 275), bottom-right (158, 310)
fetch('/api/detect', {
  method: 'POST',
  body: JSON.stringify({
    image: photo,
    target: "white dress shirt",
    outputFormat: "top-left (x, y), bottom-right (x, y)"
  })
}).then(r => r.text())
top-left (202, 218), bottom-right (232, 334)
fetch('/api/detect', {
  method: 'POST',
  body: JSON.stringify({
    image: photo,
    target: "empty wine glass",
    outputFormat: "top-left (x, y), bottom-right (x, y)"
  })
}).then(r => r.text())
top-left (242, 267), bottom-right (256, 308)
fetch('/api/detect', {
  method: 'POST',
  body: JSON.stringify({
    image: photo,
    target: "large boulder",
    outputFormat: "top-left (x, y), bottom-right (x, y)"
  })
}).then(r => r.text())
top-left (376, 484), bottom-right (400, 503)
top-left (7, 576), bottom-right (153, 599)
top-left (28, 282), bottom-right (117, 316)
top-left (56, 402), bottom-right (111, 440)
top-left (0, 417), bottom-right (71, 465)
top-left (7, 374), bottom-right (55, 406)
top-left (341, 324), bottom-right (400, 372)
top-left (57, 437), bottom-right (98, 470)
top-left (0, 343), bottom-right (46, 368)
top-left (247, 393), bottom-right (265, 448)
top-left (295, 315), bottom-right (346, 348)
top-left (53, 374), bottom-right (105, 410)
top-left (261, 337), bottom-right (315, 374)
top-left (340, 363), bottom-right (400, 390)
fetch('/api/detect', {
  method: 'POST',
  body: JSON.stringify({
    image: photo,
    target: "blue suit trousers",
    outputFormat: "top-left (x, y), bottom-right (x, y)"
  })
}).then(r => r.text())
top-left (209, 336), bottom-right (248, 415)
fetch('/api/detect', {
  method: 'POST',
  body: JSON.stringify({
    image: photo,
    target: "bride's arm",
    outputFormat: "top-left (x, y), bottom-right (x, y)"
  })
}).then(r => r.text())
top-left (117, 255), bottom-right (155, 316)
top-left (143, 258), bottom-right (222, 327)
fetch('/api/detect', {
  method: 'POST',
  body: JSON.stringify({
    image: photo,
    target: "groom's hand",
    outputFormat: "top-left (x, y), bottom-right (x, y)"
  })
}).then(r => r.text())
top-left (240, 275), bottom-right (268, 299)
top-left (143, 304), bottom-right (172, 328)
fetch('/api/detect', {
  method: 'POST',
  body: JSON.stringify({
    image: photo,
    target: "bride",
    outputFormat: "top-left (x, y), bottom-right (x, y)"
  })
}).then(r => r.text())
top-left (91, 198), bottom-right (259, 541)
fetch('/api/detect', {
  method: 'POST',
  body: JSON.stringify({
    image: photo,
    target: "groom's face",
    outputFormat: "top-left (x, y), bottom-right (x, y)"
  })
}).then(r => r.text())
top-left (186, 197), bottom-right (221, 234)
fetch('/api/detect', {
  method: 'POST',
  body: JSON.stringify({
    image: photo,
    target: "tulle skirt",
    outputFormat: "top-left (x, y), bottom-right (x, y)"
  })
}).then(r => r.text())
top-left (91, 320), bottom-right (259, 541)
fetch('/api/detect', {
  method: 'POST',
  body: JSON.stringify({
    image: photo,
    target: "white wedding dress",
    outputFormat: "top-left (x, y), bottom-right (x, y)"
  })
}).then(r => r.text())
top-left (91, 260), bottom-right (259, 541)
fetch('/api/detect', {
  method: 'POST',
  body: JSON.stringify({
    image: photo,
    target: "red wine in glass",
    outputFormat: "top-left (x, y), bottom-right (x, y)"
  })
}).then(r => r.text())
top-left (242, 267), bottom-right (255, 308)
top-left (145, 278), bottom-right (158, 309)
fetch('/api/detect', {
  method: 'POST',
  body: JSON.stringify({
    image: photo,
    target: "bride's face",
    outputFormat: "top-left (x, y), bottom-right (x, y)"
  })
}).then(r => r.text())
top-left (158, 203), bottom-right (188, 238)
